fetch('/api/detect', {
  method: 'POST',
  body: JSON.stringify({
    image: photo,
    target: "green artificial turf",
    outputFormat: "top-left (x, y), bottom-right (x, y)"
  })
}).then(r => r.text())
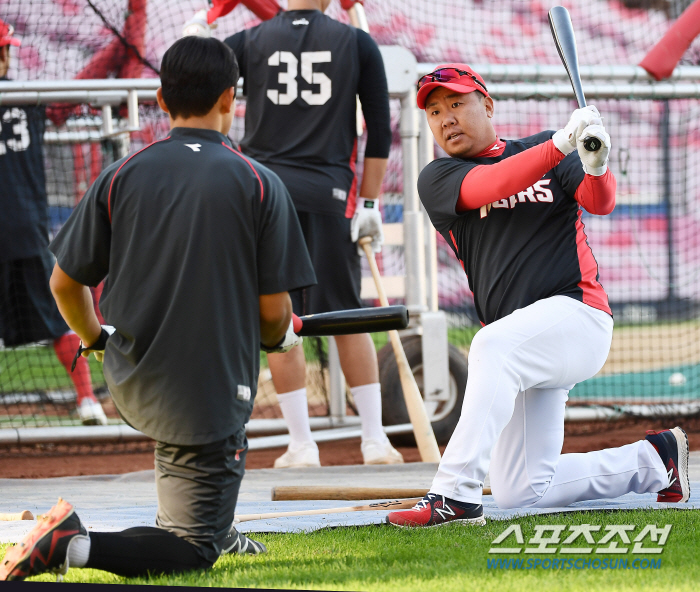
top-left (0, 344), bottom-right (106, 392)
top-left (2, 508), bottom-right (698, 590)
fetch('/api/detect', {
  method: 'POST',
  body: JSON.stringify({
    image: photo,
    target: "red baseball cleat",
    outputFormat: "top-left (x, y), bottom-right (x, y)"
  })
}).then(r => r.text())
top-left (645, 427), bottom-right (690, 503)
top-left (386, 493), bottom-right (485, 528)
top-left (0, 498), bottom-right (89, 581)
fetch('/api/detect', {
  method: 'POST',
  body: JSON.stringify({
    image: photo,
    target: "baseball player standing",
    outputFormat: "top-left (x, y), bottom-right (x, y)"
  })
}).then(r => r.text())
top-left (387, 64), bottom-right (690, 527)
top-left (0, 19), bottom-right (106, 425)
top-left (185, 0), bottom-right (402, 467)
top-left (0, 37), bottom-right (316, 581)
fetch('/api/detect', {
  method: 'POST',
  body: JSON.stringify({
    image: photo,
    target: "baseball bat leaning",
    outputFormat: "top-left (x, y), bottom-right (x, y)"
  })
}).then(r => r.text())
top-left (0, 511), bottom-right (34, 521)
top-left (234, 498), bottom-right (421, 524)
top-left (359, 237), bottom-right (442, 463)
top-left (548, 6), bottom-right (600, 152)
top-left (294, 306), bottom-right (408, 337)
top-left (271, 486), bottom-right (492, 501)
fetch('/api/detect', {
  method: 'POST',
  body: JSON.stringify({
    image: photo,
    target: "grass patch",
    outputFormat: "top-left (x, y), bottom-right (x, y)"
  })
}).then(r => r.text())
top-left (2, 509), bottom-right (698, 590)
top-left (0, 345), bottom-right (106, 392)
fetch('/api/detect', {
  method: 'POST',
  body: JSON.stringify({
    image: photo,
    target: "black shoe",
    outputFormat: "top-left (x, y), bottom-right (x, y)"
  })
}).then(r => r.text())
top-left (0, 498), bottom-right (89, 581)
top-left (645, 427), bottom-right (690, 503)
top-left (222, 527), bottom-right (267, 555)
top-left (386, 493), bottom-right (485, 528)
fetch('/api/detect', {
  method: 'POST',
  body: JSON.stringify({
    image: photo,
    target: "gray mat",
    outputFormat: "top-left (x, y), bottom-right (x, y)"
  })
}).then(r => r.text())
top-left (1, 456), bottom-right (699, 542)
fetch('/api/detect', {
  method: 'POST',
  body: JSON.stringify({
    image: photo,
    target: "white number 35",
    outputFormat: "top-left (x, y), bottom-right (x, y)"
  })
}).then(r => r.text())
top-left (267, 51), bottom-right (332, 106)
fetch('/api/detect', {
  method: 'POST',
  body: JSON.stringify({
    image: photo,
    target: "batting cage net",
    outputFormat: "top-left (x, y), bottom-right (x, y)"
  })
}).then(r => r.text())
top-left (1, 0), bottom-right (700, 438)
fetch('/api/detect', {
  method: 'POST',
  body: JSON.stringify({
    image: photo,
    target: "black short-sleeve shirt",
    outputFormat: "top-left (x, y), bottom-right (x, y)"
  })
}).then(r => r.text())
top-left (225, 10), bottom-right (391, 217)
top-left (50, 127), bottom-right (316, 445)
top-left (419, 131), bottom-right (610, 325)
top-left (0, 88), bottom-right (49, 261)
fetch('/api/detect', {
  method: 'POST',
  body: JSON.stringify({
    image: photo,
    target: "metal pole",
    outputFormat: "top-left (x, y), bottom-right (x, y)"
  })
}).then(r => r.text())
top-left (327, 337), bottom-right (347, 423)
top-left (418, 113), bottom-right (438, 311)
top-left (661, 100), bottom-right (676, 300)
top-left (400, 89), bottom-right (426, 313)
top-left (127, 89), bottom-right (139, 130)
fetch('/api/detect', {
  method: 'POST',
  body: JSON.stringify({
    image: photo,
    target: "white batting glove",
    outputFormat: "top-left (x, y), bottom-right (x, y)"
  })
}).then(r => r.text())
top-left (576, 122), bottom-right (611, 176)
top-left (261, 317), bottom-right (302, 354)
top-left (552, 105), bottom-right (601, 155)
top-left (182, 9), bottom-right (211, 38)
top-left (351, 197), bottom-right (384, 256)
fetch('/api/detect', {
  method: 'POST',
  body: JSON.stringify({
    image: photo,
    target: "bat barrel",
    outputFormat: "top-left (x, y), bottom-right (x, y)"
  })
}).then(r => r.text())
top-left (296, 305), bottom-right (409, 337)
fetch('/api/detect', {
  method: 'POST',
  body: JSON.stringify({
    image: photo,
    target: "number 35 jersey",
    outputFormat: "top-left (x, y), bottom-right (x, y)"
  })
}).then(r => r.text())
top-left (0, 88), bottom-right (48, 262)
top-left (225, 9), bottom-right (391, 217)
top-left (419, 131), bottom-right (610, 326)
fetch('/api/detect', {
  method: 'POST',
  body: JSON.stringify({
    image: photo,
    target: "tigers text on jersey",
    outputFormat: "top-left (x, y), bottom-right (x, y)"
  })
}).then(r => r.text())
top-left (225, 9), bottom-right (391, 218)
top-left (0, 95), bottom-right (48, 262)
top-left (419, 131), bottom-right (611, 325)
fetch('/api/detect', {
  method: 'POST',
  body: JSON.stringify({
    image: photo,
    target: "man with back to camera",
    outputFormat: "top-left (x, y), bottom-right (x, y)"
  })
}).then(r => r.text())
top-left (386, 64), bottom-right (690, 527)
top-left (0, 36), bottom-right (317, 581)
top-left (0, 18), bottom-right (107, 425)
top-left (184, 0), bottom-right (403, 468)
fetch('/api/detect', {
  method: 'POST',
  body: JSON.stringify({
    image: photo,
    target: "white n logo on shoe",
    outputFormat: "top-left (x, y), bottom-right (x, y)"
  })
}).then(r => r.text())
top-left (434, 498), bottom-right (457, 521)
top-left (667, 468), bottom-right (676, 487)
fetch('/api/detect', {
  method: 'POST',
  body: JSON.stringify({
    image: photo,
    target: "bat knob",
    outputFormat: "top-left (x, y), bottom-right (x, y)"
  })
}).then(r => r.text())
top-left (358, 236), bottom-right (373, 246)
top-left (583, 136), bottom-right (602, 152)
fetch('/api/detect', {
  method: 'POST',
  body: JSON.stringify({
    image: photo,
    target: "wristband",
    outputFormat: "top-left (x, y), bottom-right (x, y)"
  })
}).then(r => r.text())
top-left (356, 197), bottom-right (379, 211)
top-left (71, 327), bottom-right (111, 372)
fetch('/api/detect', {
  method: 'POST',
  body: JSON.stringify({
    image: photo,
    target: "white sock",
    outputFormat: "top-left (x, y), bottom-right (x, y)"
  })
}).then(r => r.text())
top-left (67, 535), bottom-right (91, 568)
top-left (276, 388), bottom-right (315, 449)
top-left (351, 383), bottom-right (387, 443)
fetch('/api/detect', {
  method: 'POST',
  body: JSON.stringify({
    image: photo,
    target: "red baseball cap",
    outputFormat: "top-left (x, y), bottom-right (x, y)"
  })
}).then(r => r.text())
top-left (416, 63), bottom-right (489, 109)
top-left (0, 19), bottom-right (21, 47)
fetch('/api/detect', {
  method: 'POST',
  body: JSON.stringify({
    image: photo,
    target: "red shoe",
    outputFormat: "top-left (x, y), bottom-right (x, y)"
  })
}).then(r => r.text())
top-left (386, 493), bottom-right (485, 528)
top-left (0, 498), bottom-right (88, 581)
top-left (645, 427), bottom-right (690, 503)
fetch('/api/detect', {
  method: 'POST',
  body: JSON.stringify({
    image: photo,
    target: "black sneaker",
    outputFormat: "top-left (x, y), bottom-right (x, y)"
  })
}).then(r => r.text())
top-left (222, 527), bottom-right (267, 555)
top-left (645, 427), bottom-right (690, 503)
top-left (0, 498), bottom-right (89, 581)
top-left (386, 493), bottom-right (485, 528)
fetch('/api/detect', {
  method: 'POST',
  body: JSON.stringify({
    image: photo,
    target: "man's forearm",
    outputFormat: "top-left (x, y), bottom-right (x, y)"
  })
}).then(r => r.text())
top-left (50, 264), bottom-right (102, 346)
top-left (358, 157), bottom-right (388, 199)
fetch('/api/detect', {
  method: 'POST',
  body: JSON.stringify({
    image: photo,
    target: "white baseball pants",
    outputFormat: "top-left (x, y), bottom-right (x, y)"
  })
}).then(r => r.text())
top-left (431, 296), bottom-right (668, 508)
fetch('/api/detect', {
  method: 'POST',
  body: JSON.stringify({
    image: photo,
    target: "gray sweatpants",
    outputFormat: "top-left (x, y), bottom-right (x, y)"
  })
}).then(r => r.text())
top-left (154, 426), bottom-right (248, 564)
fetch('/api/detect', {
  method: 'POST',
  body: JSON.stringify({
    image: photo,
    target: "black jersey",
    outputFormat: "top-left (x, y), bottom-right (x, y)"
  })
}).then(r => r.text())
top-left (0, 87), bottom-right (48, 262)
top-left (419, 131), bottom-right (610, 325)
top-left (50, 127), bottom-right (316, 446)
top-left (225, 9), bottom-right (391, 218)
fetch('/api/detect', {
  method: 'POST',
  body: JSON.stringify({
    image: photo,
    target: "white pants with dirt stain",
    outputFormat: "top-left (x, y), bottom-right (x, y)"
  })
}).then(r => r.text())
top-left (430, 296), bottom-right (668, 508)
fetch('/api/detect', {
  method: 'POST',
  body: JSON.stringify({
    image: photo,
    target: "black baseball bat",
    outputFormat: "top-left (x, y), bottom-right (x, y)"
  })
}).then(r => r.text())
top-left (294, 306), bottom-right (408, 336)
top-left (548, 6), bottom-right (601, 152)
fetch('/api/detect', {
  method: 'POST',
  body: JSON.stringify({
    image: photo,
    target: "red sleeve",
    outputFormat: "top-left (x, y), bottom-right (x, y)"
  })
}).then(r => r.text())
top-left (457, 140), bottom-right (566, 212)
top-left (574, 169), bottom-right (616, 215)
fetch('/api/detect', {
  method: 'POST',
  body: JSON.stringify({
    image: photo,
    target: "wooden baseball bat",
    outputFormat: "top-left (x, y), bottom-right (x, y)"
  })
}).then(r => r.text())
top-left (359, 237), bottom-right (441, 463)
top-left (272, 486), bottom-right (492, 501)
top-left (0, 511), bottom-right (34, 521)
top-left (294, 306), bottom-right (408, 337)
top-left (234, 498), bottom-right (421, 524)
top-left (548, 6), bottom-right (600, 152)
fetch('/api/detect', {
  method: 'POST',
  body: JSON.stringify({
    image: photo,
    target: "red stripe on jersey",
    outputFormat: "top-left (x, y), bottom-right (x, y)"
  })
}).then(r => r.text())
top-left (449, 230), bottom-right (466, 271)
top-left (575, 209), bottom-right (611, 315)
top-left (108, 138), bottom-right (170, 222)
top-left (221, 143), bottom-right (264, 202)
top-left (448, 230), bottom-right (459, 253)
top-left (344, 138), bottom-right (359, 218)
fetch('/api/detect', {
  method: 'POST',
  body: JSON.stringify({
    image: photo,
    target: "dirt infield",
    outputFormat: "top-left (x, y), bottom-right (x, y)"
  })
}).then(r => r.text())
top-left (1, 415), bottom-right (698, 480)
